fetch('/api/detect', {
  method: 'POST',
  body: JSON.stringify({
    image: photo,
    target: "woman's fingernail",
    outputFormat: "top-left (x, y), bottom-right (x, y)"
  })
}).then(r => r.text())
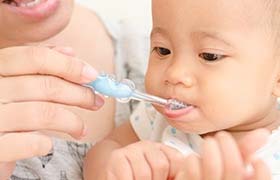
top-left (94, 95), bottom-right (104, 108)
top-left (82, 65), bottom-right (99, 83)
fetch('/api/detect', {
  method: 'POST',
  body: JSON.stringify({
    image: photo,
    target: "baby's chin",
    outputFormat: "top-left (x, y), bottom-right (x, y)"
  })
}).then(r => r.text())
top-left (164, 117), bottom-right (222, 135)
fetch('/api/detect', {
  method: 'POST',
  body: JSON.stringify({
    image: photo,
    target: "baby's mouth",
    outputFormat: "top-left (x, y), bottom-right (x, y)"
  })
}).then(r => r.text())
top-left (164, 100), bottom-right (196, 119)
top-left (2, 0), bottom-right (45, 8)
top-left (167, 99), bottom-right (189, 111)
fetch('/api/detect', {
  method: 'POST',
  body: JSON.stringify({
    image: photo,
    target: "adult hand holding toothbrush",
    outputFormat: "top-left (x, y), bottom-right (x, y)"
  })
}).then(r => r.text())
top-left (0, 46), bottom-right (104, 179)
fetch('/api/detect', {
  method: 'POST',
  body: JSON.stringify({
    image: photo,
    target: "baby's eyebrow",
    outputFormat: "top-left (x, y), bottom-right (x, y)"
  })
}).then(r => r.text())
top-left (150, 27), bottom-right (234, 48)
top-left (150, 27), bottom-right (167, 38)
top-left (190, 31), bottom-right (233, 47)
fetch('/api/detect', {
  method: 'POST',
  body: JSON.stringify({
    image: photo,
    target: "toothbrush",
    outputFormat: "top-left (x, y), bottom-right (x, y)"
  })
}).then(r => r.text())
top-left (85, 73), bottom-right (187, 110)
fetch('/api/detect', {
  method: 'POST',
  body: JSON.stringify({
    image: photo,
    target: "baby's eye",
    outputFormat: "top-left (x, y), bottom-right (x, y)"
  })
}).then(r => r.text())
top-left (153, 47), bottom-right (171, 57)
top-left (199, 53), bottom-right (224, 62)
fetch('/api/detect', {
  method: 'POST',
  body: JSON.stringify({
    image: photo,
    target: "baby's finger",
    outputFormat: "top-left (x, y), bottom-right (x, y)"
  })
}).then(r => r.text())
top-left (201, 137), bottom-right (223, 180)
top-left (144, 147), bottom-right (169, 180)
top-left (0, 75), bottom-right (104, 110)
top-left (251, 159), bottom-right (271, 180)
top-left (0, 46), bottom-right (98, 83)
top-left (238, 129), bottom-right (269, 161)
top-left (107, 150), bottom-right (134, 180)
top-left (175, 154), bottom-right (201, 180)
top-left (216, 131), bottom-right (244, 180)
top-left (124, 147), bottom-right (152, 180)
top-left (0, 132), bottom-right (52, 162)
top-left (159, 144), bottom-right (186, 178)
top-left (0, 102), bottom-right (86, 138)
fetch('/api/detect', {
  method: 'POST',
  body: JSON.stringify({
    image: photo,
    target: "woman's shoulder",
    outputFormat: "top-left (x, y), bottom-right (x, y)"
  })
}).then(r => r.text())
top-left (45, 4), bottom-right (115, 73)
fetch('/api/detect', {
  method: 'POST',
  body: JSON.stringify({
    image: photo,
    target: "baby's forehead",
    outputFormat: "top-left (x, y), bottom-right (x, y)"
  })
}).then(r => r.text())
top-left (151, 0), bottom-right (280, 53)
top-left (152, 0), bottom-right (274, 35)
top-left (152, 0), bottom-right (271, 21)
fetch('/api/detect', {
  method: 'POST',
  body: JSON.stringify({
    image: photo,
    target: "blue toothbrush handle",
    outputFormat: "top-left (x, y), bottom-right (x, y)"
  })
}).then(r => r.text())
top-left (85, 73), bottom-right (187, 110)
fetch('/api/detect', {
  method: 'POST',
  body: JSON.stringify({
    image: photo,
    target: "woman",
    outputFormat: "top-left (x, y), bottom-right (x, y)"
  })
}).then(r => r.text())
top-left (0, 0), bottom-right (115, 179)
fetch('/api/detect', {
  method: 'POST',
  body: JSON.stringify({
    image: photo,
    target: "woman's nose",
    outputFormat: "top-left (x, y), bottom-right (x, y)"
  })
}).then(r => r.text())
top-left (164, 58), bottom-right (196, 88)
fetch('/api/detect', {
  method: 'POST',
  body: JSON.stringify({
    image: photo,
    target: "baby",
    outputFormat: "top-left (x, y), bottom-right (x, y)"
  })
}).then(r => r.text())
top-left (84, 0), bottom-right (280, 179)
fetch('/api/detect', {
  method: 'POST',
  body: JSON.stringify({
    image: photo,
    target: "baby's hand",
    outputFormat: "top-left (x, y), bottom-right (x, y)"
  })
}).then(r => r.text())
top-left (175, 129), bottom-right (271, 180)
top-left (104, 140), bottom-right (185, 180)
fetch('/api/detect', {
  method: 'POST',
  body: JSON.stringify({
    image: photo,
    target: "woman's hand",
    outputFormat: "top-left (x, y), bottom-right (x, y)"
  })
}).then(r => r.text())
top-left (0, 46), bottom-right (104, 178)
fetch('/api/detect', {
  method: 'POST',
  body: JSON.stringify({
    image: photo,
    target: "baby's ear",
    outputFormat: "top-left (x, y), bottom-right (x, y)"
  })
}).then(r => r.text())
top-left (273, 73), bottom-right (280, 97)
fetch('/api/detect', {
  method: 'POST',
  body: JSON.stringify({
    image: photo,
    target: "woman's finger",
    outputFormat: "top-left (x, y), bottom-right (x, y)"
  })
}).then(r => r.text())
top-left (52, 46), bottom-right (76, 57)
top-left (0, 46), bottom-right (98, 83)
top-left (0, 132), bottom-right (52, 162)
top-left (0, 162), bottom-right (15, 180)
top-left (37, 44), bottom-right (76, 57)
top-left (0, 75), bottom-right (104, 110)
top-left (0, 102), bottom-right (86, 138)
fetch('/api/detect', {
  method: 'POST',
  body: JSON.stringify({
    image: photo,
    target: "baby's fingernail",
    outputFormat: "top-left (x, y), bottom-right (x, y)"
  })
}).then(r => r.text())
top-left (245, 164), bottom-right (254, 178)
top-left (82, 65), bottom-right (99, 83)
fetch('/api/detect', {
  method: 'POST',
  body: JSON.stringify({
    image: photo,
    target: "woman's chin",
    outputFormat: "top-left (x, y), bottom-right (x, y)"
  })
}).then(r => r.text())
top-left (0, 0), bottom-right (73, 46)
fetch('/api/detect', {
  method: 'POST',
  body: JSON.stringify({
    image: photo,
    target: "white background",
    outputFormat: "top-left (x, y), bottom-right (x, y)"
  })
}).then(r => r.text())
top-left (76, 0), bottom-right (151, 21)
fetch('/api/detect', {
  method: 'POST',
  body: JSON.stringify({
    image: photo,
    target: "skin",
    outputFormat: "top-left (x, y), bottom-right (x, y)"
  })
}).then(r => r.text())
top-left (0, 0), bottom-right (115, 178)
top-left (0, 0), bottom-right (74, 47)
top-left (41, 4), bottom-right (116, 142)
top-left (146, 0), bottom-right (280, 137)
top-left (84, 0), bottom-right (277, 179)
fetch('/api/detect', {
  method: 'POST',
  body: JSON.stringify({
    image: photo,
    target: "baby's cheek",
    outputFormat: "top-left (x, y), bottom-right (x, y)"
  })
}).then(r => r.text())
top-left (202, 95), bottom-right (235, 120)
top-left (145, 73), bottom-right (155, 91)
top-left (145, 79), bottom-right (154, 94)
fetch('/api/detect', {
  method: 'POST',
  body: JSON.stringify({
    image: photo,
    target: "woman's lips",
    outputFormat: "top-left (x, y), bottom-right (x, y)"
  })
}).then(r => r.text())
top-left (164, 105), bottom-right (196, 119)
top-left (2, 0), bottom-right (60, 21)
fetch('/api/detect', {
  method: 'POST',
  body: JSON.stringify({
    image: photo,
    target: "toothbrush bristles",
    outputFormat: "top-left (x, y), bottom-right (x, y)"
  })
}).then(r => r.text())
top-left (167, 99), bottom-right (188, 110)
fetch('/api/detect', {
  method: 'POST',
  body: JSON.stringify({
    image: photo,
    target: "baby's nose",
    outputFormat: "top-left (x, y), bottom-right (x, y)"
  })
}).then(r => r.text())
top-left (164, 59), bottom-right (196, 88)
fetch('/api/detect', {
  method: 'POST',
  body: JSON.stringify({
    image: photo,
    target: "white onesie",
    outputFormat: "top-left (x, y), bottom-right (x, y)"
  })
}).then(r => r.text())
top-left (130, 102), bottom-right (280, 179)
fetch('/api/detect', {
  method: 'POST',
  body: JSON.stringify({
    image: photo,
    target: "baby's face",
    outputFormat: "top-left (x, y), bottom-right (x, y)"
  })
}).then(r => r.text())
top-left (0, 0), bottom-right (74, 47)
top-left (146, 0), bottom-right (280, 134)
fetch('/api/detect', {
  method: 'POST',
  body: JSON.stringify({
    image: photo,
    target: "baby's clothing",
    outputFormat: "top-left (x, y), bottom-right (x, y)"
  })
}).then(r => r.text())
top-left (130, 102), bottom-right (280, 179)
